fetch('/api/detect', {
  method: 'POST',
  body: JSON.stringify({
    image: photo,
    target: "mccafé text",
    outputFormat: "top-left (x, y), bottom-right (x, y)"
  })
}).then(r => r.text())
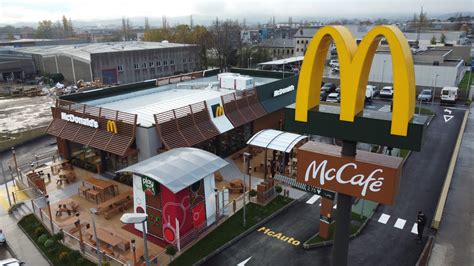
top-left (304, 160), bottom-right (384, 197)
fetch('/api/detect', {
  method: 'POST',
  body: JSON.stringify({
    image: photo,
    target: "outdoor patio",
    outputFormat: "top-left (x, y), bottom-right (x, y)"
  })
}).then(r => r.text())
top-left (24, 161), bottom-right (166, 265)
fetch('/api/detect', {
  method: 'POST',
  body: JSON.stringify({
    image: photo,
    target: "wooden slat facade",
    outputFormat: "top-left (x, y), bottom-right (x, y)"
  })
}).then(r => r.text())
top-left (45, 100), bottom-right (137, 157)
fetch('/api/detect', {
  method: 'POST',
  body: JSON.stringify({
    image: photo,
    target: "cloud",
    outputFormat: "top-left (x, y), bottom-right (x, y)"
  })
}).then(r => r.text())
top-left (0, 0), bottom-right (472, 24)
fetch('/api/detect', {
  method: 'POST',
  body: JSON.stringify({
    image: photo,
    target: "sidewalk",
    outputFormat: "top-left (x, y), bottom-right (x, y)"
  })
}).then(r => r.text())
top-left (0, 213), bottom-right (50, 265)
top-left (428, 105), bottom-right (474, 266)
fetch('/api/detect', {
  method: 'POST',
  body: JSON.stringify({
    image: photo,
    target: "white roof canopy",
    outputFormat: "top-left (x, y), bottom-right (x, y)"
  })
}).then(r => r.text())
top-left (246, 129), bottom-right (308, 153)
top-left (117, 147), bottom-right (228, 193)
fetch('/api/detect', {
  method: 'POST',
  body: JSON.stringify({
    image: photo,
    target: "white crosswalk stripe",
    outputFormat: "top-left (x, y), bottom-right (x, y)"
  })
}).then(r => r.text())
top-left (378, 213), bottom-right (390, 224)
top-left (394, 218), bottom-right (406, 230)
top-left (306, 195), bottom-right (320, 205)
top-left (411, 223), bottom-right (418, 234)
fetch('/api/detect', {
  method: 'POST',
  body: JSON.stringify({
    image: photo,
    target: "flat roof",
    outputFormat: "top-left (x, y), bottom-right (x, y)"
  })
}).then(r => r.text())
top-left (415, 49), bottom-right (451, 56)
top-left (258, 56), bottom-right (304, 65)
top-left (15, 41), bottom-right (196, 62)
top-left (85, 75), bottom-right (277, 127)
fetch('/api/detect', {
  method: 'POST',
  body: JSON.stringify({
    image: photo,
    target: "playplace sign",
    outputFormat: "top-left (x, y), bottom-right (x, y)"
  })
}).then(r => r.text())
top-left (297, 142), bottom-right (403, 205)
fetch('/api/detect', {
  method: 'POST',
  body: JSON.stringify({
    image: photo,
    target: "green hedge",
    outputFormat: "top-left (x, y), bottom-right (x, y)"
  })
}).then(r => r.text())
top-left (18, 214), bottom-right (95, 266)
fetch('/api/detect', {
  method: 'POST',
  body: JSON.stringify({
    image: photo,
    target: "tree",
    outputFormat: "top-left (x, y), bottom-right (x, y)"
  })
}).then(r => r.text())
top-left (440, 33), bottom-right (446, 43)
top-left (62, 16), bottom-right (69, 37)
top-left (35, 20), bottom-right (54, 39)
top-left (211, 18), bottom-right (242, 70)
top-left (430, 35), bottom-right (436, 45)
top-left (144, 17), bottom-right (150, 31)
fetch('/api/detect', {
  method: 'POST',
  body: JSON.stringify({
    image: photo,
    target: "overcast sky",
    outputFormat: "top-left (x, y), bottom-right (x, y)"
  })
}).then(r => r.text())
top-left (0, 0), bottom-right (472, 24)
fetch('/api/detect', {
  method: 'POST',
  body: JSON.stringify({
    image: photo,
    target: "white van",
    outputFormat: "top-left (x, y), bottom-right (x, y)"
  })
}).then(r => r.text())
top-left (440, 87), bottom-right (458, 103)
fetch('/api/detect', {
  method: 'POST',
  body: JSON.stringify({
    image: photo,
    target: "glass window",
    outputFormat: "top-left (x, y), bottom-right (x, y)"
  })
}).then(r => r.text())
top-left (156, 61), bottom-right (161, 67)
top-left (149, 62), bottom-right (154, 68)
top-left (163, 60), bottom-right (168, 66)
top-left (117, 65), bottom-right (124, 72)
top-left (134, 63), bottom-right (139, 70)
top-left (142, 62), bottom-right (147, 69)
top-left (170, 60), bottom-right (175, 65)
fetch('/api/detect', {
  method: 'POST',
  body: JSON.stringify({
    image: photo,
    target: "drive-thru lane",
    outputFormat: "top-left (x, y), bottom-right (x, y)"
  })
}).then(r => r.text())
top-left (205, 105), bottom-right (465, 266)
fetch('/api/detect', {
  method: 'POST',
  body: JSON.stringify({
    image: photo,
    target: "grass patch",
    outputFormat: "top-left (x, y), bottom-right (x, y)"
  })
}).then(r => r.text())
top-left (306, 212), bottom-right (367, 245)
top-left (399, 149), bottom-right (410, 159)
top-left (170, 195), bottom-right (293, 266)
top-left (18, 214), bottom-right (95, 266)
top-left (415, 106), bottom-right (435, 115)
top-left (459, 71), bottom-right (472, 91)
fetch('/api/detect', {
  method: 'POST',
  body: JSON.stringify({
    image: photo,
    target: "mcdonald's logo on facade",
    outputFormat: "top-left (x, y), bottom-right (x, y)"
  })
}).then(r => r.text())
top-left (295, 25), bottom-right (415, 136)
top-left (106, 120), bottom-right (118, 134)
top-left (212, 104), bottom-right (225, 118)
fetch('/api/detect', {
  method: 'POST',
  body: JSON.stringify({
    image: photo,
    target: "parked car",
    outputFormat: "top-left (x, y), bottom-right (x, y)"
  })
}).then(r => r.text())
top-left (380, 86), bottom-right (394, 98)
top-left (417, 89), bottom-right (433, 102)
top-left (326, 92), bottom-right (341, 103)
top-left (329, 59), bottom-right (339, 67)
top-left (0, 258), bottom-right (24, 266)
top-left (320, 83), bottom-right (337, 101)
top-left (440, 87), bottom-right (458, 103)
top-left (365, 85), bottom-right (378, 100)
top-left (322, 83), bottom-right (337, 92)
top-left (0, 229), bottom-right (5, 246)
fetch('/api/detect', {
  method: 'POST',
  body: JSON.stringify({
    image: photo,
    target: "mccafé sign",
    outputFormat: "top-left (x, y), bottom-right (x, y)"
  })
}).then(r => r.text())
top-left (295, 25), bottom-right (415, 136)
top-left (297, 142), bottom-right (402, 205)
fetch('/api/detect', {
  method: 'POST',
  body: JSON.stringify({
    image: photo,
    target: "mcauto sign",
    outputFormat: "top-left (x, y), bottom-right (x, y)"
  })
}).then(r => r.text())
top-left (297, 142), bottom-right (402, 205)
top-left (295, 25), bottom-right (416, 137)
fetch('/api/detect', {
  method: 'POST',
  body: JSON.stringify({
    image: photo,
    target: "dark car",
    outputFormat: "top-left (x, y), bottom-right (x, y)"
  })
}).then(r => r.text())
top-left (322, 83), bottom-right (337, 93)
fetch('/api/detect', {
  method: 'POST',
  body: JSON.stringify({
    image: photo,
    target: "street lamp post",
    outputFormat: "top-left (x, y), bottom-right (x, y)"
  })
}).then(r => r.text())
top-left (242, 152), bottom-right (251, 228)
top-left (1, 160), bottom-right (12, 208)
top-left (381, 60), bottom-right (386, 84)
top-left (90, 208), bottom-right (102, 265)
top-left (431, 74), bottom-right (439, 108)
top-left (120, 213), bottom-right (150, 266)
top-left (131, 239), bottom-right (137, 265)
top-left (75, 212), bottom-right (83, 252)
top-left (11, 147), bottom-right (20, 181)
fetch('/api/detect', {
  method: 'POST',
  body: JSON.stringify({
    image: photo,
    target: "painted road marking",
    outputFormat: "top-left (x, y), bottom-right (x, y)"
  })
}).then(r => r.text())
top-left (444, 109), bottom-right (452, 114)
top-left (237, 257), bottom-right (252, 266)
top-left (378, 213), bottom-right (390, 224)
top-left (394, 218), bottom-right (406, 230)
top-left (333, 204), bottom-right (337, 209)
top-left (379, 105), bottom-right (391, 113)
top-left (306, 195), bottom-right (320, 205)
top-left (443, 115), bottom-right (454, 123)
top-left (257, 227), bottom-right (301, 246)
top-left (411, 223), bottom-right (418, 234)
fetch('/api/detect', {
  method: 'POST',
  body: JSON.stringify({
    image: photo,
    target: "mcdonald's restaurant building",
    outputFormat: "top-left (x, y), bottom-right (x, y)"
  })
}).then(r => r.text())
top-left (45, 69), bottom-right (299, 180)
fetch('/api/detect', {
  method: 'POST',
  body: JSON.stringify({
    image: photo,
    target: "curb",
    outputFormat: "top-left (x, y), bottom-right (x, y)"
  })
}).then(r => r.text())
top-left (302, 210), bottom-right (373, 249)
top-left (193, 198), bottom-right (298, 265)
top-left (17, 217), bottom-right (55, 266)
top-left (432, 110), bottom-right (469, 229)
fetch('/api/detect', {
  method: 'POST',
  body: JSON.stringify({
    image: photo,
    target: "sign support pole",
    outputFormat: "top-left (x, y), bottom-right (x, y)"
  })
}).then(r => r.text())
top-left (331, 140), bottom-right (356, 266)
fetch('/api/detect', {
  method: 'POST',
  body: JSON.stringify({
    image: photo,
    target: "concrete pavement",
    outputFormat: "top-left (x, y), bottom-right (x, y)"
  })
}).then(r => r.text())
top-left (429, 105), bottom-right (474, 266)
top-left (0, 213), bottom-right (50, 265)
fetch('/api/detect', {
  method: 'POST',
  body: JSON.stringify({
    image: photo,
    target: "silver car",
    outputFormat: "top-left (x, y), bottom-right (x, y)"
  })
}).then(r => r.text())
top-left (417, 89), bottom-right (433, 102)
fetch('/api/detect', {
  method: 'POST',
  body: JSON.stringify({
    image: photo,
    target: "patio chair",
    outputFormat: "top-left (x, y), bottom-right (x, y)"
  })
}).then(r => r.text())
top-left (78, 186), bottom-right (90, 199)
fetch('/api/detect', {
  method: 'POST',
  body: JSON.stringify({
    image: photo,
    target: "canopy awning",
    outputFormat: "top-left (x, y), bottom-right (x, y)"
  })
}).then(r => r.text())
top-left (246, 129), bottom-right (307, 153)
top-left (117, 147), bottom-right (228, 193)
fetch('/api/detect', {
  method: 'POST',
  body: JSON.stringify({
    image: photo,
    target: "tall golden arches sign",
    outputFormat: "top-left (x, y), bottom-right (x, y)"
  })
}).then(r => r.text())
top-left (295, 25), bottom-right (415, 136)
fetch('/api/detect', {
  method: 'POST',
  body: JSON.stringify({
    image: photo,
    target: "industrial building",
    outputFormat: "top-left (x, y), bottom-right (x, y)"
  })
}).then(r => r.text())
top-left (0, 49), bottom-right (36, 81)
top-left (369, 47), bottom-right (466, 87)
top-left (16, 41), bottom-right (200, 84)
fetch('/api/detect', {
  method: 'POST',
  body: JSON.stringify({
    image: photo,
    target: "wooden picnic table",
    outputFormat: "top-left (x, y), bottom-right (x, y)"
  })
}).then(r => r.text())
top-left (97, 191), bottom-right (133, 214)
top-left (86, 227), bottom-right (123, 247)
top-left (57, 198), bottom-right (79, 210)
top-left (83, 177), bottom-right (117, 201)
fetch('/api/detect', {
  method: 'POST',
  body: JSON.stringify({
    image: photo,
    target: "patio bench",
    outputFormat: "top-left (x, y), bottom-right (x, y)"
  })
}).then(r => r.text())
top-left (104, 205), bottom-right (123, 220)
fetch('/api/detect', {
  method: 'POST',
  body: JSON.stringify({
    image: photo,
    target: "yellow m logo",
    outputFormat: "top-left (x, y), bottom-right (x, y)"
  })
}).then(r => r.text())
top-left (295, 25), bottom-right (415, 136)
top-left (106, 120), bottom-right (118, 134)
top-left (215, 105), bottom-right (225, 117)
